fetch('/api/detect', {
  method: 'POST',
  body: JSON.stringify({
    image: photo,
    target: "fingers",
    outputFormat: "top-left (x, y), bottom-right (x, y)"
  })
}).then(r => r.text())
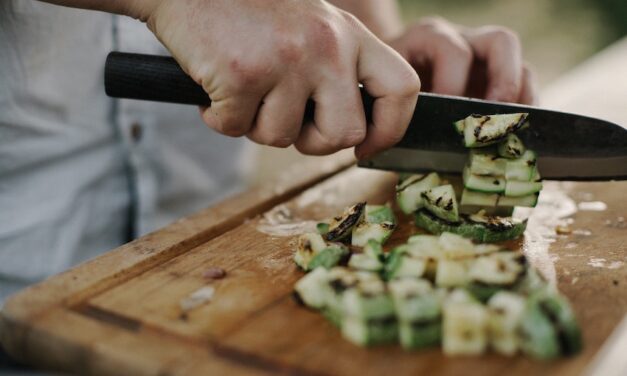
top-left (246, 80), bottom-right (309, 148)
top-left (294, 78), bottom-right (366, 155)
top-left (518, 64), bottom-right (538, 105)
top-left (415, 20), bottom-right (473, 96)
top-left (354, 36), bottom-right (420, 159)
top-left (199, 89), bottom-right (264, 138)
top-left (462, 26), bottom-right (523, 103)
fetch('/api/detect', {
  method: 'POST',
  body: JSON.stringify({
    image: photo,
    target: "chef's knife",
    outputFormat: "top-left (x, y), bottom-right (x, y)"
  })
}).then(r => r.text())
top-left (104, 52), bottom-right (627, 181)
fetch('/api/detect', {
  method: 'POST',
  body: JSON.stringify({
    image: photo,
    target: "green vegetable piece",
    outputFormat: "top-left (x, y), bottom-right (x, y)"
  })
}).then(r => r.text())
top-left (308, 246), bottom-right (349, 270)
top-left (399, 321), bottom-right (442, 350)
top-left (498, 133), bottom-right (526, 159)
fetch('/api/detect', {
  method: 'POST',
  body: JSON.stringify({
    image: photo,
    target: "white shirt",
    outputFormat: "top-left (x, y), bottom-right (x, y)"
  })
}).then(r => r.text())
top-left (0, 1), bottom-right (251, 301)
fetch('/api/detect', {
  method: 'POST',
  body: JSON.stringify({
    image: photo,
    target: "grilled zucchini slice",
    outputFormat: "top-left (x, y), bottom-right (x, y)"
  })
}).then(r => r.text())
top-left (462, 113), bottom-right (528, 148)
top-left (294, 267), bottom-right (329, 309)
top-left (396, 173), bottom-right (441, 214)
top-left (422, 184), bottom-right (460, 223)
top-left (294, 233), bottom-right (331, 270)
top-left (325, 202), bottom-right (366, 241)
top-left (505, 150), bottom-right (537, 181)
top-left (498, 133), bottom-right (526, 159)
top-left (463, 166), bottom-right (506, 194)
top-left (487, 291), bottom-right (526, 355)
top-left (468, 152), bottom-right (507, 176)
top-left (504, 181), bottom-right (543, 197)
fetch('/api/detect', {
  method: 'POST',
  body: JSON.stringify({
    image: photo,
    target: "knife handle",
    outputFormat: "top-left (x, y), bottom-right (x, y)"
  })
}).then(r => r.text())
top-left (105, 52), bottom-right (374, 122)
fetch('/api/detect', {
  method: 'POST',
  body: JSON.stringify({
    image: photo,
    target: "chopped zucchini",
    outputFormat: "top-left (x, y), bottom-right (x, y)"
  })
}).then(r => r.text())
top-left (399, 321), bottom-right (442, 350)
top-left (348, 240), bottom-right (385, 272)
top-left (468, 152), bottom-right (507, 176)
top-left (384, 251), bottom-right (428, 281)
top-left (465, 283), bottom-right (502, 303)
top-left (414, 210), bottom-right (527, 243)
top-left (460, 189), bottom-right (499, 207)
top-left (294, 267), bottom-right (329, 309)
top-left (487, 291), bottom-right (526, 355)
top-left (316, 222), bottom-right (330, 235)
top-left (443, 301), bottom-right (488, 355)
top-left (468, 251), bottom-right (526, 286)
top-left (322, 267), bottom-right (360, 315)
top-left (453, 119), bottom-right (465, 135)
top-left (462, 113), bottom-right (528, 148)
top-left (505, 150), bottom-right (537, 181)
top-left (533, 291), bottom-right (583, 356)
top-left (294, 233), bottom-right (330, 271)
top-left (422, 185), bottom-right (460, 223)
top-left (497, 193), bottom-right (539, 208)
top-left (504, 181), bottom-right (543, 197)
top-left (343, 280), bottom-right (395, 319)
top-left (518, 297), bottom-right (561, 360)
top-left (436, 259), bottom-right (471, 287)
top-left (325, 202), bottom-right (366, 241)
top-left (438, 232), bottom-right (476, 259)
top-left (342, 316), bottom-right (398, 346)
top-left (308, 245), bottom-right (349, 270)
top-left (498, 133), bottom-right (526, 159)
top-left (351, 222), bottom-right (395, 247)
top-left (389, 278), bottom-right (440, 322)
top-left (406, 234), bottom-right (443, 259)
top-left (396, 173), bottom-right (441, 214)
top-left (365, 205), bottom-right (396, 224)
top-left (463, 166), bottom-right (506, 194)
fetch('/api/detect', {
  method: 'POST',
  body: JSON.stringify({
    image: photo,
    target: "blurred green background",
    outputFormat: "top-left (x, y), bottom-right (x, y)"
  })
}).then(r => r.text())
top-left (398, 0), bottom-right (627, 86)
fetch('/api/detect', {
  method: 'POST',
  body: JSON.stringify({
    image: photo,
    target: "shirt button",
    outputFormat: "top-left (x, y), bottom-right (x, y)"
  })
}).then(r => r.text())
top-left (130, 122), bottom-right (143, 142)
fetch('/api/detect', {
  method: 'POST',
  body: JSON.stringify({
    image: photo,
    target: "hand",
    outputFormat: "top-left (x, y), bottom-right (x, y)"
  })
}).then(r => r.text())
top-left (387, 17), bottom-right (537, 105)
top-left (138, 0), bottom-right (420, 158)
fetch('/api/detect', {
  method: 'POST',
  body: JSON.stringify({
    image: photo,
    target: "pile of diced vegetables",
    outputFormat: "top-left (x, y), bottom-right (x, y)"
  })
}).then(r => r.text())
top-left (291, 114), bottom-right (582, 358)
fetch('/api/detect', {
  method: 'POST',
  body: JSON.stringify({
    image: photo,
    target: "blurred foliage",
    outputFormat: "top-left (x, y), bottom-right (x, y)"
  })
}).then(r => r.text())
top-left (557, 0), bottom-right (627, 41)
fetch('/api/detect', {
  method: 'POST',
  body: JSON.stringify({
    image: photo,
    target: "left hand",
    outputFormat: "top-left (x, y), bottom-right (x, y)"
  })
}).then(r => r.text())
top-left (387, 17), bottom-right (537, 105)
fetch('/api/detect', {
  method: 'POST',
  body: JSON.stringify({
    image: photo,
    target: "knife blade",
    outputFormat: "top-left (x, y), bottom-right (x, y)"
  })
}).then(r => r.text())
top-left (359, 92), bottom-right (627, 181)
top-left (104, 52), bottom-right (627, 181)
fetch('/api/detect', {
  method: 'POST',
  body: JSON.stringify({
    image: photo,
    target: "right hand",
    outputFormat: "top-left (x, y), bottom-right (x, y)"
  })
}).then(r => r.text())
top-left (135, 0), bottom-right (420, 158)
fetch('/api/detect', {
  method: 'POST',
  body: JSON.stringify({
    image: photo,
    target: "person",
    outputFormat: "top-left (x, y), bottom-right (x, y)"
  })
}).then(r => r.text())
top-left (0, 0), bottom-right (536, 302)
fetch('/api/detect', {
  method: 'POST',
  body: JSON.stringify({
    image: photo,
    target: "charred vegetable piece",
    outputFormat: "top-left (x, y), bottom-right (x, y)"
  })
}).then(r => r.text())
top-left (384, 246), bottom-right (427, 281)
top-left (436, 259), bottom-right (471, 287)
top-left (422, 185), bottom-right (460, 223)
top-left (325, 202), bottom-right (366, 241)
top-left (463, 166), bottom-right (506, 194)
top-left (322, 267), bottom-right (361, 316)
top-left (389, 278), bottom-right (441, 322)
top-left (460, 189), bottom-right (498, 207)
top-left (468, 152), bottom-right (507, 176)
top-left (348, 240), bottom-right (385, 272)
top-left (414, 210), bottom-right (527, 243)
top-left (487, 291), bottom-right (526, 355)
top-left (365, 205), bottom-right (396, 224)
top-left (462, 113), bottom-right (529, 148)
top-left (293, 233), bottom-right (329, 271)
top-left (308, 245), bottom-right (349, 270)
top-left (443, 301), bottom-right (488, 355)
top-left (505, 150), bottom-right (537, 181)
top-left (399, 321), bottom-right (442, 350)
top-left (396, 173), bottom-right (441, 214)
top-left (505, 180), bottom-right (543, 197)
top-left (533, 291), bottom-right (583, 356)
top-left (518, 297), bottom-right (561, 360)
top-left (453, 119), bottom-right (465, 135)
top-left (316, 222), bottom-right (330, 235)
top-left (351, 222), bottom-right (395, 247)
top-left (343, 279), bottom-right (395, 319)
top-left (497, 193), bottom-right (539, 208)
top-left (498, 133), bottom-right (526, 159)
top-left (469, 251), bottom-right (526, 286)
top-left (294, 267), bottom-right (329, 309)
top-left (342, 316), bottom-right (399, 346)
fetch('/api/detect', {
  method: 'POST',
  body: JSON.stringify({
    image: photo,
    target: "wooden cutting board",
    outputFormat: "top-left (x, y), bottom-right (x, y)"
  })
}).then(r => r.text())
top-left (2, 40), bottom-right (627, 376)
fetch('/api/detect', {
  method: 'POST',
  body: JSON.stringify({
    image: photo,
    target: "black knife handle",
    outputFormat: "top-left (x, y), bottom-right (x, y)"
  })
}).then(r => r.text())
top-left (105, 52), bottom-right (374, 123)
top-left (105, 52), bottom-right (210, 106)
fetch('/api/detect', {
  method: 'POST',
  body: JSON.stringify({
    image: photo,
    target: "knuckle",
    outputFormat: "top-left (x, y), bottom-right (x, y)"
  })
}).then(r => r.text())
top-left (398, 68), bottom-right (421, 97)
top-left (227, 57), bottom-right (271, 90)
top-left (215, 113), bottom-right (250, 137)
top-left (268, 136), bottom-right (295, 148)
top-left (307, 15), bottom-right (341, 58)
top-left (275, 34), bottom-right (306, 65)
top-left (487, 26), bottom-right (520, 47)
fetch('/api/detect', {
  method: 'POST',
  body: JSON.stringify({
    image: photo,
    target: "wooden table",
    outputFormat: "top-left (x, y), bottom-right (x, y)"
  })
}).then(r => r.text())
top-left (2, 39), bottom-right (626, 376)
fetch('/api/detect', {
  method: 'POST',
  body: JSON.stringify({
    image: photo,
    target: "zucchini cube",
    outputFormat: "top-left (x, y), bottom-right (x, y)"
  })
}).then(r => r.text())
top-left (399, 320), bottom-right (442, 350)
top-left (389, 278), bottom-right (441, 322)
top-left (443, 301), bottom-right (488, 355)
top-left (487, 291), bottom-right (526, 355)
top-left (342, 316), bottom-right (398, 346)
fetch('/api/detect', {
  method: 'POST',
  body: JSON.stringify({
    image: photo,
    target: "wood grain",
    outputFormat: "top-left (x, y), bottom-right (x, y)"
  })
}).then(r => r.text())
top-left (2, 39), bottom-right (627, 376)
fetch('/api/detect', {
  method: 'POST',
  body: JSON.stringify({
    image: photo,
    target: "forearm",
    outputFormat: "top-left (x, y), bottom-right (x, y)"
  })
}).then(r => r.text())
top-left (328, 0), bottom-right (404, 40)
